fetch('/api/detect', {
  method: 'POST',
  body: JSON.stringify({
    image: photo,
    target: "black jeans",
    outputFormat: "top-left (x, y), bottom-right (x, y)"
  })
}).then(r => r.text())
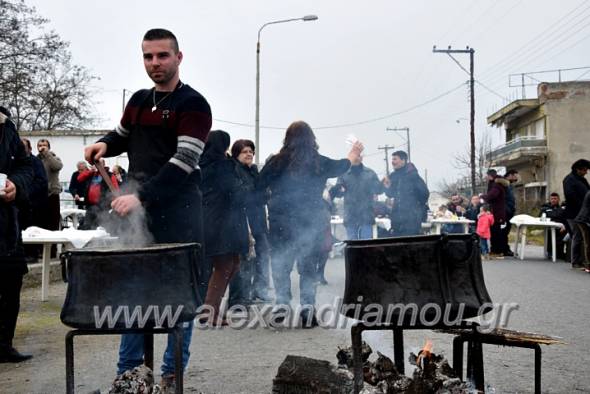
top-left (0, 271), bottom-right (24, 347)
top-left (490, 221), bottom-right (504, 254)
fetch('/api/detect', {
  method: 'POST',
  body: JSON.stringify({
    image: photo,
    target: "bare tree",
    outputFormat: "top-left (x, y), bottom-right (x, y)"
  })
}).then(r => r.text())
top-left (438, 131), bottom-right (493, 197)
top-left (0, 0), bottom-right (97, 130)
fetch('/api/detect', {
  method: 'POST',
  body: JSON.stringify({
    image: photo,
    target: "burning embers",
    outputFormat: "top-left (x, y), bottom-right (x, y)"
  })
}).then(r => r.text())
top-left (274, 340), bottom-right (470, 394)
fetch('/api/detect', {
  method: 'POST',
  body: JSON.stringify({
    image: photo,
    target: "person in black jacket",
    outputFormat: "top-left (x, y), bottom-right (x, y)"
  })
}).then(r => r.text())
top-left (200, 130), bottom-right (250, 325)
top-left (382, 151), bottom-right (429, 236)
top-left (464, 195), bottom-right (482, 233)
top-left (563, 159), bottom-right (590, 268)
top-left (17, 138), bottom-right (48, 261)
top-left (228, 139), bottom-right (272, 306)
top-left (541, 192), bottom-right (568, 260)
top-left (68, 161), bottom-right (89, 209)
top-left (0, 108), bottom-right (34, 363)
top-left (259, 121), bottom-right (363, 327)
top-left (329, 156), bottom-right (383, 240)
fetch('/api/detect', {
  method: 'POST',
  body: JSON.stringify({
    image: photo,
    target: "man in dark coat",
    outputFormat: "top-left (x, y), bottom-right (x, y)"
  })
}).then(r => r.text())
top-left (68, 161), bottom-right (89, 209)
top-left (563, 159), bottom-right (590, 268)
top-left (481, 169), bottom-right (510, 257)
top-left (18, 138), bottom-right (48, 261)
top-left (382, 151), bottom-right (429, 236)
top-left (0, 108), bottom-right (34, 363)
top-left (329, 156), bottom-right (383, 239)
top-left (541, 192), bottom-right (568, 260)
top-left (502, 169), bottom-right (519, 256)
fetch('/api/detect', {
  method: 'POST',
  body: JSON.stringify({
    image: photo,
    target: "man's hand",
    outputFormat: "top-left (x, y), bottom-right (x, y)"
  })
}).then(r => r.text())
top-left (84, 142), bottom-right (107, 164)
top-left (74, 194), bottom-right (80, 201)
top-left (111, 194), bottom-right (141, 216)
top-left (382, 176), bottom-right (391, 188)
top-left (0, 179), bottom-right (17, 202)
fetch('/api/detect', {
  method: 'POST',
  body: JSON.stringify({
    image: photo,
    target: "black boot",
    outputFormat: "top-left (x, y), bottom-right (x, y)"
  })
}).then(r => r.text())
top-left (0, 345), bottom-right (33, 363)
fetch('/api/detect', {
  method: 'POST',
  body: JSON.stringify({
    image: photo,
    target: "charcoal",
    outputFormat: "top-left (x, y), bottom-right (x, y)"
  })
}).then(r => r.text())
top-left (108, 365), bottom-right (161, 394)
top-left (337, 341), bottom-right (372, 368)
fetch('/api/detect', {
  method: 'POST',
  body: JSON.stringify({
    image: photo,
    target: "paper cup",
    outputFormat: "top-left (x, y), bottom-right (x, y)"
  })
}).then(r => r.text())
top-left (0, 173), bottom-right (6, 196)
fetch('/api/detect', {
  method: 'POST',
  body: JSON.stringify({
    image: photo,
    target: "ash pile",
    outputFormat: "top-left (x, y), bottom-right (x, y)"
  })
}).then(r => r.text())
top-left (273, 341), bottom-right (470, 394)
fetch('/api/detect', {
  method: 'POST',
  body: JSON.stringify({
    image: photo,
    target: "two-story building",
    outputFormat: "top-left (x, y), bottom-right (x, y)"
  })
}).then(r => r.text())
top-left (486, 81), bottom-right (590, 210)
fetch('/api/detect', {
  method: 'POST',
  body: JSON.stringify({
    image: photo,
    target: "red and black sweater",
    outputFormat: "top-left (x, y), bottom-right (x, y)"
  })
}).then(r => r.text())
top-left (99, 82), bottom-right (212, 206)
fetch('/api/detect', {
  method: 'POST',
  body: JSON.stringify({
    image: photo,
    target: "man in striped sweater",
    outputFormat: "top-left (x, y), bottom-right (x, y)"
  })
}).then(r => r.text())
top-left (84, 28), bottom-right (211, 390)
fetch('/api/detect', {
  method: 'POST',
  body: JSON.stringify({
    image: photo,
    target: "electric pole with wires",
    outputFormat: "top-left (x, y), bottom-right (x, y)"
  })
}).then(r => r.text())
top-left (378, 144), bottom-right (395, 175)
top-left (386, 127), bottom-right (411, 162)
top-left (433, 45), bottom-right (476, 195)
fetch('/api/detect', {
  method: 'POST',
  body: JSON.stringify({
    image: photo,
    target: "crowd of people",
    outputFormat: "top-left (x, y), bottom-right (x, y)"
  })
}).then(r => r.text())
top-left (2, 27), bottom-right (590, 393)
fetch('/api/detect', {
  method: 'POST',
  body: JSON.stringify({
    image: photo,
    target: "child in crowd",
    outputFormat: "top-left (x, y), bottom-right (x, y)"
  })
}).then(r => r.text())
top-left (476, 204), bottom-right (494, 259)
top-left (435, 204), bottom-right (453, 219)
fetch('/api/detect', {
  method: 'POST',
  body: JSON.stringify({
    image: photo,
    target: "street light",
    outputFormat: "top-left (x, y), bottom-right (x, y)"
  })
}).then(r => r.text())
top-left (255, 15), bottom-right (318, 165)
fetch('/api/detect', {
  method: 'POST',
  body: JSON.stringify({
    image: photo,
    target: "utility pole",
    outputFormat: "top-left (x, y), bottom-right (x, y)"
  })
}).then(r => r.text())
top-left (433, 45), bottom-right (476, 195)
top-left (386, 127), bottom-right (410, 162)
top-left (378, 144), bottom-right (395, 175)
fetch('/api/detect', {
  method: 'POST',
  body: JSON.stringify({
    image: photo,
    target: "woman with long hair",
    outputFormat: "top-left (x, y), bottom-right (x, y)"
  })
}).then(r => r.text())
top-left (259, 121), bottom-right (363, 327)
top-left (199, 130), bottom-right (250, 325)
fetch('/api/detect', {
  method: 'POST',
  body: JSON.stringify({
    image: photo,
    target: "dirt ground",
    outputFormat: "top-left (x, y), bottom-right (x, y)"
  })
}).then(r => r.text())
top-left (1, 246), bottom-right (590, 393)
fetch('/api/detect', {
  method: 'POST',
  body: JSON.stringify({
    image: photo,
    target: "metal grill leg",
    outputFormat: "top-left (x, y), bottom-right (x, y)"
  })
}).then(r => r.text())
top-left (452, 336), bottom-right (464, 379)
top-left (351, 324), bottom-right (364, 394)
top-left (466, 340), bottom-right (484, 391)
top-left (393, 329), bottom-right (405, 374)
top-left (65, 331), bottom-right (76, 394)
top-left (144, 334), bottom-right (154, 370)
top-left (534, 345), bottom-right (541, 394)
top-left (174, 326), bottom-right (184, 394)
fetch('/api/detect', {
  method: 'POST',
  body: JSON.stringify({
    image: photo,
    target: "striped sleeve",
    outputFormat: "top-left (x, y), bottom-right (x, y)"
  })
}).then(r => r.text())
top-left (169, 96), bottom-right (212, 173)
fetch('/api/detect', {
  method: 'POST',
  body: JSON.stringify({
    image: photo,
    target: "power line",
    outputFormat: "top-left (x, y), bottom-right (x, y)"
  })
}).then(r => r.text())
top-left (478, 0), bottom-right (590, 82)
top-left (213, 81), bottom-right (466, 131)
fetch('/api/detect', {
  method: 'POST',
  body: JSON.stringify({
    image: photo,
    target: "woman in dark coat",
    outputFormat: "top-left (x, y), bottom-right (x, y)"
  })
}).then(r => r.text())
top-left (228, 139), bottom-right (272, 306)
top-left (200, 130), bottom-right (249, 324)
top-left (258, 120), bottom-right (363, 327)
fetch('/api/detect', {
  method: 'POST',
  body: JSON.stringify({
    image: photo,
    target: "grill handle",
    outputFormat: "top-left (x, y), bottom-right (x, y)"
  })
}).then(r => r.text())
top-left (60, 252), bottom-right (71, 283)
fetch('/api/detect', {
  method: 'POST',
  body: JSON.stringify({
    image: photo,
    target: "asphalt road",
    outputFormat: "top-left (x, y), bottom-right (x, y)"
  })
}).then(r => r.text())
top-left (1, 246), bottom-right (589, 393)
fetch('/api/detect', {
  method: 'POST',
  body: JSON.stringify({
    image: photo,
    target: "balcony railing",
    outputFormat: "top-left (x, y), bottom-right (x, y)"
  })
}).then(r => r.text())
top-left (487, 136), bottom-right (547, 160)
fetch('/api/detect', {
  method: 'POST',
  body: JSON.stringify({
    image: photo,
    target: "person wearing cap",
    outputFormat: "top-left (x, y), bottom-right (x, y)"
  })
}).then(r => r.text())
top-left (0, 106), bottom-right (33, 363)
top-left (563, 159), bottom-right (590, 268)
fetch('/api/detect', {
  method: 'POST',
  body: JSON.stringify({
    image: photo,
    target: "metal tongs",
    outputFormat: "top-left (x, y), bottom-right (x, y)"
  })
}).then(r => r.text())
top-left (94, 161), bottom-right (119, 196)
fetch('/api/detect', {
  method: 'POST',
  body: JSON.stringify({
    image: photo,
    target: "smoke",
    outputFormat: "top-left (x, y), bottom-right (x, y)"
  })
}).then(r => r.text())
top-left (96, 178), bottom-right (154, 248)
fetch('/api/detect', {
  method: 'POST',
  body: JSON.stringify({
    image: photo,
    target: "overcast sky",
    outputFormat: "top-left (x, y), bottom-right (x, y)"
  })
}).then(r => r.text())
top-left (26, 0), bottom-right (590, 189)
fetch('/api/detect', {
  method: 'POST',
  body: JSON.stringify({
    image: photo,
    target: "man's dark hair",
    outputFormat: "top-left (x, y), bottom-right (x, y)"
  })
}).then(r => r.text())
top-left (550, 192), bottom-right (560, 198)
top-left (486, 169), bottom-right (497, 177)
top-left (38, 138), bottom-right (50, 149)
top-left (505, 169), bottom-right (518, 176)
top-left (0, 106), bottom-right (11, 118)
top-left (231, 139), bottom-right (255, 159)
top-left (143, 28), bottom-right (179, 53)
top-left (392, 150), bottom-right (408, 162)
top-left (481, 203), bottom-right (491, 212)
top-left (21, 138), bottom-right (31, 151)
top-left (571, 159), bottom-right (590, 171)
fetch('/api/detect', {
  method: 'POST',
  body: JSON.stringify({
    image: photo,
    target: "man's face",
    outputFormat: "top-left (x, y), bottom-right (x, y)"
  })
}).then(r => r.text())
top-left (507, 173), bottom-right (519, 183)
top-left (142, 39), bottom-right (182, 85)
top-left (576, 167), bottom-right (589, 177)
top-left (451, 195), bottom-right (461, 205)
top-left (77, 162), bottom-right (87, 172)
top-left (21, 139), bottom-right (31, 155)
top-left (37, 141), bottom-right (49, 153)
top-left (549, 195), bottom-right (560, 206)
top-left (391, 155), bottom-right (405, 170)
top-left (471, 196), bottom-right (480, 206)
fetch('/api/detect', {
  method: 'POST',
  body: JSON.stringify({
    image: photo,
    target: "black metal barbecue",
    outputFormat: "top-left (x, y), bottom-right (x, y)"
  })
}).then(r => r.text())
top-left (340, 233), bottom-right (493, 393)
top-left (60, 243), bottom-right (202, 394)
